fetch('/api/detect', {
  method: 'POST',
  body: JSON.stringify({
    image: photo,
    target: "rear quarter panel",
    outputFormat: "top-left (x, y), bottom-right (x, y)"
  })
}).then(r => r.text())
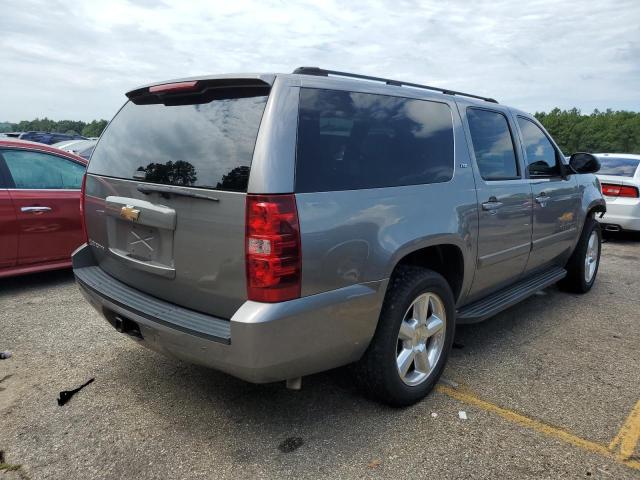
top-left (295, 101), bottom-right (478, 305)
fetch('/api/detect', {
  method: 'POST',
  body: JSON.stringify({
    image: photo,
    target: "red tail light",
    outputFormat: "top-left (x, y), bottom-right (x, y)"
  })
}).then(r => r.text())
top-left (246, 194), bottom-right (301, 302)
top-left (80, 173), bottom-right (88, 242)
top-left (601, 183), bottom-right (639, 198)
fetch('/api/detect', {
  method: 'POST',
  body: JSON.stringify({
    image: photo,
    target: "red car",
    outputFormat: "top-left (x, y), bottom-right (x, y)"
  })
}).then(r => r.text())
top-left (0, 139), bottom-right (87, 278)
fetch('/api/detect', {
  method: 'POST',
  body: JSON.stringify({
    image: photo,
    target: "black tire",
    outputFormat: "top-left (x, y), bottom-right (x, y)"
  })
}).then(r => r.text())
top-left (558, 216), bottom-right (602, 293)
top-left (353, 266), bottom-right (456, 407)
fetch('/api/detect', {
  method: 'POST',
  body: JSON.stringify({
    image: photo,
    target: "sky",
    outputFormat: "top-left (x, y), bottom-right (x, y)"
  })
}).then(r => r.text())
top-left (1, 0), bottom-right (639, 122)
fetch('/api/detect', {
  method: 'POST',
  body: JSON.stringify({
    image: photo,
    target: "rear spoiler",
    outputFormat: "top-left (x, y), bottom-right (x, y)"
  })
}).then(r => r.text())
top-left (126, 75), bottom-right (275, 105)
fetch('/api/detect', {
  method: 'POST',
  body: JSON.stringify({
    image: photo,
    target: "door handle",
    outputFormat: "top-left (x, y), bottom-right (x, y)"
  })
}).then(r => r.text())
top-left (21, 206), bottom-right (52, 213)
top-left (482, 198), bottom-right (503, 213)
top-left (535, 193), bottom-right (549, 207)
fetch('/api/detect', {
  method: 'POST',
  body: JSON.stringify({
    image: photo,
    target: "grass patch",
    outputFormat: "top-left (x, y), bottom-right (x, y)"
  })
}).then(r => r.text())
top-left (0, 461), bottom-right (21, 471)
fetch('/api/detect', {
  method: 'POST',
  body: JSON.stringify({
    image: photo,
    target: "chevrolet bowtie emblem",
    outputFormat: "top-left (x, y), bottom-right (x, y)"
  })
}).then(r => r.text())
top-left (120, 205), bottom-right (140, 222)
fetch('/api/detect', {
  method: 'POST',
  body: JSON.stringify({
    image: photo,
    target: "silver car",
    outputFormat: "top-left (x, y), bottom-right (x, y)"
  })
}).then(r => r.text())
top-left (594, 153), bottom-right (640, 232)
top-left (72, 68), bottom-right (605, 405)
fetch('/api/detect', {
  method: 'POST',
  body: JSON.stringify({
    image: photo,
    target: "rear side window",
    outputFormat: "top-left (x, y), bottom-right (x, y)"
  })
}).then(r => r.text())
top-left (2, 150), bottom-right (85, 189)
top-left (88, 91), bottom-right (269, 192)
top-left (517, 117), bottom-right (559, 176)
top-left (295, 89), bottom-right (454, 193)
top-left (597, 157), bottom-right (640, 177)
top-left (466, 108), bottom-right (519, 180)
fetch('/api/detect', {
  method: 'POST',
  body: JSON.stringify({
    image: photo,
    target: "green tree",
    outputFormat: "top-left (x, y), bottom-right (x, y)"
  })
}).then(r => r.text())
top-left (81, 120), bottom-right (108, 137)
top-left (535, 109), bottom-right (640, 154)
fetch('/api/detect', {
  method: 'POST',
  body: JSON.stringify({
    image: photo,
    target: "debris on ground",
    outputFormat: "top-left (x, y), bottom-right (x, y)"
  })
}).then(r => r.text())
top-left (0, 451), bottom-right (22, 474)
top-left (439, 377), bottom-right (459, 388)
top-left (0, 351), bottom-right (12, 360)
top-left (277, 436), bottom-right (304, 453)
top-left (367, 459), bottom-right (382, 469)
top-left (458, 411), bottom-right (468, 420)
top-left (431, 412), bottom-right (438, 418)
top-left (57, 378), bottom-right (95, 406)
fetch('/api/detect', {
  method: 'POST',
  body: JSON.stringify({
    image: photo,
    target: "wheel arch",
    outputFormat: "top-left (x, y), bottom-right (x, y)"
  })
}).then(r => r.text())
top-left (387, 242), bottom-right (467, 304)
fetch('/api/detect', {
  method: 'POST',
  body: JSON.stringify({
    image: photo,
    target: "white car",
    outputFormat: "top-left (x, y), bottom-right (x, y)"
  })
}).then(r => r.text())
top-left (595, 153), bottom-right (640, 232)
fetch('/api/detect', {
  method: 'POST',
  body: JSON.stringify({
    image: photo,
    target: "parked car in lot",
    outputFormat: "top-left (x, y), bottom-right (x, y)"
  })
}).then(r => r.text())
top-left (52, 139), bottom-right (87, 151)
top-left (0, 139), bottom-right (87, 278)
top-left (594, 153), bottom-right (640, 232)
top-left (19, 131), bottom-right (87, 145)
top-left (53, 139), bottom-right (98, 160)
top-left (72, 68), bottom-right (605, 406)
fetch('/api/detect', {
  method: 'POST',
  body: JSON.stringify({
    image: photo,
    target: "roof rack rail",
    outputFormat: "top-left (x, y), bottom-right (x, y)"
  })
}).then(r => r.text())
top-left (292, 67), bottom-right (498, 104)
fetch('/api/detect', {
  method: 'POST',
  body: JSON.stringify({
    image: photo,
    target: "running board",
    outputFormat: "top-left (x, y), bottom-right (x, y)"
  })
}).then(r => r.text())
top-left (457, 267), bottom-right (567, 324)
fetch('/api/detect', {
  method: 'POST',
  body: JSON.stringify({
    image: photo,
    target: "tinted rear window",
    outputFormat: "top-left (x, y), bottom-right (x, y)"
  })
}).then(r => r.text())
top-left (467, 108), bottom-right (519, 180)
top-left (88, 91), bottom-right (269, 192)
top-left (597, 157), bottom-right (640, 177)
top-left (295, 88), bottom-right (454, 193)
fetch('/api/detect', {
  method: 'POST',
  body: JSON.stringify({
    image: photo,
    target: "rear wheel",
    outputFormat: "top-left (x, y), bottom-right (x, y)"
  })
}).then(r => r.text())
top-left (354, 266), bottom-right (455, 406)
top-left (559, 216), bottom-right (602, 293)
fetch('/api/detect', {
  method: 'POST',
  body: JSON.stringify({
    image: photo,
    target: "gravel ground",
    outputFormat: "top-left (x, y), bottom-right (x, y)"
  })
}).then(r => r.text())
top-left (1, 233), bottom-right (639, 479)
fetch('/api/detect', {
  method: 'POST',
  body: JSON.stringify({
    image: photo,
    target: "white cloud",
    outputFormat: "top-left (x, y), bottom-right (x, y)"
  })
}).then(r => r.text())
top-left (0, 0), bottom-right (638, 121)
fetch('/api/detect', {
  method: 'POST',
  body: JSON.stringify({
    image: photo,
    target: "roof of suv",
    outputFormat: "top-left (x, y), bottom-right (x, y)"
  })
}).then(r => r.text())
top-left (126, 68), bottom-right (500, 108)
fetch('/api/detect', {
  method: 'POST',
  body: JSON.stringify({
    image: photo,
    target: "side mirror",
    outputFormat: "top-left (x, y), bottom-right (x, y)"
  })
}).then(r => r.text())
top-left (569, 152), bottom-right (600, 174)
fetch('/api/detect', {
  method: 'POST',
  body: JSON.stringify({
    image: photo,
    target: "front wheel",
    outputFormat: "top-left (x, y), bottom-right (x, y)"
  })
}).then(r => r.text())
top-left (559, 216), bottom-right (602, 293)
top-left (353, 266), bottom-right (456, 406)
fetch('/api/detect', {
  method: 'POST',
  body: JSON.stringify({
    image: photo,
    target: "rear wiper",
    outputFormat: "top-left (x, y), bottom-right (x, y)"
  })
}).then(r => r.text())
top-left (137, 184), bottom-right (219, 202)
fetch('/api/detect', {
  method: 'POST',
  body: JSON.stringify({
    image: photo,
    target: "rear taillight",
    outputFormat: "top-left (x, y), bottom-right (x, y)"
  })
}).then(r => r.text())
top-left (601, 183), bottom-right (639, 198)
top-left (246, 194), bottom-right (301, 302)
top-left (80, 173), bottom-right (88, 242)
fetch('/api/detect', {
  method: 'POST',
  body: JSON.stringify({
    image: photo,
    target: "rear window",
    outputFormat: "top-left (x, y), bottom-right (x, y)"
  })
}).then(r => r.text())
top-left (467, 108), bottom-right (519, 180)
top-left (295, 88), bottom-right (454, 193)
top-left (597, 157), bottom-right (639, 177)
top-left (88, 91), bottom-right (269, 192)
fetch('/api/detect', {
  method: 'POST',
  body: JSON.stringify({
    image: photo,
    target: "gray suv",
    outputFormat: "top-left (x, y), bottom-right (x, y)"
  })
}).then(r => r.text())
top-left (73, 68), bottom-right (605, 406)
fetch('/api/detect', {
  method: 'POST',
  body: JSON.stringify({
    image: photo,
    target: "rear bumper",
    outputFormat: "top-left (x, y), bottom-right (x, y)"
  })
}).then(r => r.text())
top-left (72, 244), bottom-right (387, 383)
top-left (599, 199), bottom-right (640, 231)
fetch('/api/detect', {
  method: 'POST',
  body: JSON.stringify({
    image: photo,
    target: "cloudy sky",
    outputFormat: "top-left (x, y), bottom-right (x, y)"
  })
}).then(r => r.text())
top-left (1, 0), bottom-right (639, 122)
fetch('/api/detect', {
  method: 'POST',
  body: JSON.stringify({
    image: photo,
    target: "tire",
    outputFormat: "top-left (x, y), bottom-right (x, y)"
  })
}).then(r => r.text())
top-left (558, 216), bottom-right (602, 293)
top-left (353, 266), bottom-right (456, 407)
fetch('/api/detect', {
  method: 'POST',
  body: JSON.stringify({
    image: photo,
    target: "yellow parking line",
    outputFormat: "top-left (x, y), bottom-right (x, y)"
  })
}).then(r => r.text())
top-left (609, 400), bottom-right (640, 460)
top-left (436, 385), bottom-right (640, 471)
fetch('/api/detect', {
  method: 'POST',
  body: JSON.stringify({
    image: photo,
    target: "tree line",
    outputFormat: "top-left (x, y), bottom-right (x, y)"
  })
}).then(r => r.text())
top-left (2, 109), bottom-right (639, 154)
top-left (534, 109), bottom-right (640, 154)
top-left (0, 118), bottom-right (108, 138)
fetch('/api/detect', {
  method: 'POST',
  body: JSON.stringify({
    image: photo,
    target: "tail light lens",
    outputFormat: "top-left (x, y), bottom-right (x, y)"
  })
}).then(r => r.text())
top-left (601, 183), bottom-right (639, 198)
top-left (246, 194), bottom-right (301, 302)
top-left (80, 173), bottom-right (88, 242)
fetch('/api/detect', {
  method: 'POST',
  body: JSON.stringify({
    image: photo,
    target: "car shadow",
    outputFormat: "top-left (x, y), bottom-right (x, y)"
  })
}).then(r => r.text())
top-left (602, 230), bottom-right (640, 243)
top-left (69, 273), bottom-right (618, 473)
top-left (0, 268), bottom-right (75, 297)
top-left (103, 287), bottom-right (565, 432)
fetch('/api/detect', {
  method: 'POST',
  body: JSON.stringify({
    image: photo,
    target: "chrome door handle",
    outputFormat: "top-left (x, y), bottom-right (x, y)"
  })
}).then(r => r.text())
top-left (482, 201), bottom-right (503, 212)
top-left (535, 194), bottom-right (549, 207)
top-left (21, 206), bottom-right (52, 213)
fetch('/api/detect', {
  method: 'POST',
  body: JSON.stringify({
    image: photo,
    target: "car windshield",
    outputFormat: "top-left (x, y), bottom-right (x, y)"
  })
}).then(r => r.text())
top-left (597, 157), bottom-right (640, 177)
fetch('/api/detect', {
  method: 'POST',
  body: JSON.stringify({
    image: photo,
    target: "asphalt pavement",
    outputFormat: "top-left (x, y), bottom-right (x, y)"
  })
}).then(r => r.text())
top-left (1, 233), bottom-right (638, 479)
